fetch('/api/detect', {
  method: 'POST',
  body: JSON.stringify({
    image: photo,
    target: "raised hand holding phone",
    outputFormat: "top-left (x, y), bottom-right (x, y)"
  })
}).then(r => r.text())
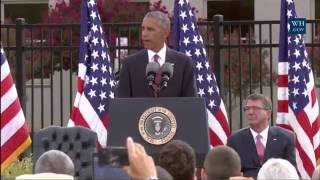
top-left (124, 137), bottom-right (157, 179)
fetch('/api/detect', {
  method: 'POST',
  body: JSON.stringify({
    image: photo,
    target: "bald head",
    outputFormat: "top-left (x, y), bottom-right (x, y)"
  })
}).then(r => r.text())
top-left (35, 150), bottom-right (74, 175)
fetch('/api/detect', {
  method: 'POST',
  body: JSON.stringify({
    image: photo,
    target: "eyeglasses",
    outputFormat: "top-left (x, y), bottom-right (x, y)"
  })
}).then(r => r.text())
top-left (243, 106), bottom-right (268, 111)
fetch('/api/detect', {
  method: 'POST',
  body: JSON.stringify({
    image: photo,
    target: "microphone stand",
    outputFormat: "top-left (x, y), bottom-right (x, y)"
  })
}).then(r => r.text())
top-left (152, 83), bottom-right (160, 97)
top-left (148, 79), bottom-right (160, 97)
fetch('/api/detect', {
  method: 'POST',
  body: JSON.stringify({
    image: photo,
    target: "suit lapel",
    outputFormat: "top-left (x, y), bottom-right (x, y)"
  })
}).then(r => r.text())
top-left (141, 49), bottom-right (154, 97)
top-left (243, 128), bottom-right (261, 165)
top-left (165, 48), bottom-right (175, 64)
top-left (265, 127), bottom-right (278, 161)
top-left (141, 49), bottom-right (149, 65)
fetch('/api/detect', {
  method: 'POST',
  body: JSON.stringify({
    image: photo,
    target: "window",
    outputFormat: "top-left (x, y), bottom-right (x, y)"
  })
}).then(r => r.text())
top-left (4, 4), bottom-right (48, 23)
top-left (207, 0), bottom-right (254, 21)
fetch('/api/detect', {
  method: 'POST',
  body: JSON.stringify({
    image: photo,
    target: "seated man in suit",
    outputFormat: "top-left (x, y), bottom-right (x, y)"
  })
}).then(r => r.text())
top-left (116, 11), bottom-right (197, 97)
top-left (227, 93), bottom-right (296, 179)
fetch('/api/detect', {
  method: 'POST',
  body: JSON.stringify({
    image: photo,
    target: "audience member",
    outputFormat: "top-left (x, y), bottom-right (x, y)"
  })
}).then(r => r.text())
top-left (124, 137), bottom-right (158, 180)
top-left (227, 93), bottom-right (296, 179)
top-left (229, 176), bottom-right (254, 180)
top-left (159, 140), bottom-right (196, 180)
top-left (35, 149), bottom-right (74, 175)
top-left (16, 150), bottom-right (74, 180)
top-left (312, 165), bottom-right (320, 180)
top-left (201, 145), bottom-right (241, 180)
top-left (257, 158), bottom-right (299, 179)
top-left (156, 166), bottom-right (173, 180)
top-left (16, 173), bottom-right (74, 180)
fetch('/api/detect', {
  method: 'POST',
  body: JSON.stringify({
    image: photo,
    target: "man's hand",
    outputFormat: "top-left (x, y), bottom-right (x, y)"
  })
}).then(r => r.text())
top-left (124, 137), bottom-right (157, 179)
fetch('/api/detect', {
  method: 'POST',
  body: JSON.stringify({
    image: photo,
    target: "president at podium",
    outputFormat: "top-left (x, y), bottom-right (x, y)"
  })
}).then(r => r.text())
top-left (116, 11), bottom-right (197, 98)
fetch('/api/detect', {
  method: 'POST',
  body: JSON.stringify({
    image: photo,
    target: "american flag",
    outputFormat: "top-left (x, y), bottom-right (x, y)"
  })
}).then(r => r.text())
top-left (277, 0), bottom-right (320, 178)
top-left (1, 47), bottom-right (31, 172)
top-left (68, 0), bottom-right (115, 147)
top-left (173, 0), bottom-right (230, 146)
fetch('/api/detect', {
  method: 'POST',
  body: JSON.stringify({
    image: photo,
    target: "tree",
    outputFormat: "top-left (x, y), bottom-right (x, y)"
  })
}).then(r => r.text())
top-left (23, 0), bottom-right (149, 79)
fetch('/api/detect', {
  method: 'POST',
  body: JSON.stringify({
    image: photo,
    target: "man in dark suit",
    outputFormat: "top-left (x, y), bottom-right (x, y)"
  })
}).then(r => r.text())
top-left (116, 11), bottom-right (197, 97)
top-left (227, 93), bottom-right (296, 179)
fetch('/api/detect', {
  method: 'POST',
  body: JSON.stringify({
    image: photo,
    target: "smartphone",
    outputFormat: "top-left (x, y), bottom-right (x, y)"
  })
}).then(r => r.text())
top-left (95, 146), bottom-right (129, 167)
top-left (93, 147), bottom-right (130, 179)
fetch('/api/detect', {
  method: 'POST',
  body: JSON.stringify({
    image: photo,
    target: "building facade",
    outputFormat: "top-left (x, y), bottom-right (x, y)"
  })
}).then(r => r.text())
top-left (1, 0), bottom-right (319, 23)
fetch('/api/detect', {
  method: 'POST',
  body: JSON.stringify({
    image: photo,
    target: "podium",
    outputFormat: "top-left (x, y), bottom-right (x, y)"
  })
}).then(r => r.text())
top-left (107, 97), bottom-right (210, 167)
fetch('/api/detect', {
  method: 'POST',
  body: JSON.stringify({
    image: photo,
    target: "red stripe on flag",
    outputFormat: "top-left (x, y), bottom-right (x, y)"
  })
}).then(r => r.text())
top-left (312, 115), bottom-right (320, 137)
top-left (296, 140), bottom-right (315, 177)
top-left (214, 108), bottom-right (231, 136)
top-left (311, 88), bottom-right (316, 107)
top-left (315, 145), bottom-right (320, 162)
top-left (296, 111), bottom-right (314, 142)
top-left (70, 107), bottom-right (90, 128)
top-left (277, 75), bottom-right (288, 87)
top-left (0, 98), bottom-right (21, 128)
top-left (278, 100), bottom-right (289, 112)
top-left (77, 77), bottom-right (84, 93)
top-left (0, 74), bottom-right (13, 97)
top-left (209, 128), bottom-right (223, 146)
top-left (1, 124), bottom-right (30, 163)
top-left (102, 112), bottom-right (109, 129)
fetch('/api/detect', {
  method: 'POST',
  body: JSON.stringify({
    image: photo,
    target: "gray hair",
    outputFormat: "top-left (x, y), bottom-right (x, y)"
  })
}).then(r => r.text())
top-left (312, 165), bottom-right (320, 180)
top-left (144, 11), bottom-right (170, 30)
top-left (245, 93), bottom-right (272, 110)
top-left (257, 158), bottom-right (299, 179)
top-left (35, 149), bottom-right (74, 176)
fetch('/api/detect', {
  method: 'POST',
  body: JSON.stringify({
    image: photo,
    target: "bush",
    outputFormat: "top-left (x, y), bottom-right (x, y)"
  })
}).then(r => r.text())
top-left (2, 154), bottom-right (33, 180)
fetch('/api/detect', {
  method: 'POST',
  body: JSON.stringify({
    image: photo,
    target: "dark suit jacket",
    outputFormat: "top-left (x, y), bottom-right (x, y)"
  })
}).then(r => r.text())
top-left (116, 48), bottom-right (197, 97)
top-left (227, 126), bottom-right (296, 179)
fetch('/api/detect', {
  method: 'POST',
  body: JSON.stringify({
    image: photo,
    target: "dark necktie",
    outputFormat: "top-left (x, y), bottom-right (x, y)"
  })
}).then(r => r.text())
top-left (256, 134), bottom-right (265, 163)
top-left (153, 54), bottom-right (161, 85)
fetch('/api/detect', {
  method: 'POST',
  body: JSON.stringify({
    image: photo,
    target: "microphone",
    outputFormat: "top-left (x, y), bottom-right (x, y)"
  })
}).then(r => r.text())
top-left (145, 62), bottom-right (160, 87)
top-left (160, 62), bottom-right (173, 89)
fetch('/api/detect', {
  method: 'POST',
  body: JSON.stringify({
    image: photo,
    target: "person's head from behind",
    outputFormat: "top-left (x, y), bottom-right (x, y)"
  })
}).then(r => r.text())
top-left (202, 145), bottom-right (241, 180)
top-left (244, 93), bottom-right (272, 132)
top-left (257, 158), bottom-right (299, 179)
top-left (156, 166), bottom-right (173, 180)
top-left (142, 11), bottom-right (170, 52)
top-left (159, 140), bottom-right (196, 180)
top-left (312, 165), bottom-right (320, 180)
top-left (35, 149), bottom-right (74, 176)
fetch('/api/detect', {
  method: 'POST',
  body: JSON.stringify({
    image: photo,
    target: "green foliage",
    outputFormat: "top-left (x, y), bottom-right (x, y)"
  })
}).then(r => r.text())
top-left (2, 154), bottom-right (33, 180)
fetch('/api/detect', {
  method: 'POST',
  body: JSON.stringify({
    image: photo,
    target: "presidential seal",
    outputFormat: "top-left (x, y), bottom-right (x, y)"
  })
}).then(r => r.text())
top-left (138, 107), bottom-right (177, 145)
